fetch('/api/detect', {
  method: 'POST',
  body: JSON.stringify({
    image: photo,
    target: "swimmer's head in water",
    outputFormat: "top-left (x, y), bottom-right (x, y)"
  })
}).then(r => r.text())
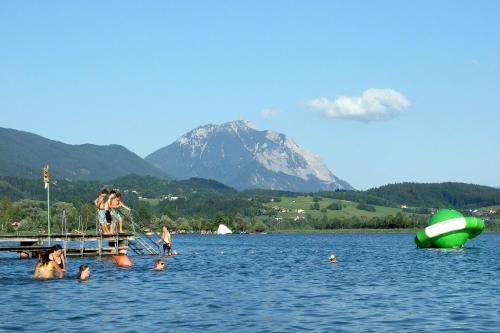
top-left (40, 252), bottom-right (51, 265)
top-left (52, 244), bottom-right (63, 254)
top-left (77, 265), bottom-right (90, 280)
top-left (154, 259), bottom-right (165, 271)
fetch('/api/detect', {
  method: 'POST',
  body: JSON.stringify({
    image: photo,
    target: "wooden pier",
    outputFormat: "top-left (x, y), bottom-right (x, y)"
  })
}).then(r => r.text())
top-left (0, 233), bottom-right (139, 257)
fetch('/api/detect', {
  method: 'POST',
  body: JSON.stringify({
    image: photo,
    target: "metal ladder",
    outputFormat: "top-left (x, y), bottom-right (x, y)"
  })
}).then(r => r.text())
top-left (126, 216), bottom-right (160, 255)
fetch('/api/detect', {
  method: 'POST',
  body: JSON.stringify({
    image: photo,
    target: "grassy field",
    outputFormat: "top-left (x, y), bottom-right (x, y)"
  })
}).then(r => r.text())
top-left (266, 196), bottom-right (415, 220)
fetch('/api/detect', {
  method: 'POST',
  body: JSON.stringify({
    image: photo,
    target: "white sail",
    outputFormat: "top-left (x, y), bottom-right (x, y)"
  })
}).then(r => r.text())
top-left (216, 224), bottom-right (232, 235)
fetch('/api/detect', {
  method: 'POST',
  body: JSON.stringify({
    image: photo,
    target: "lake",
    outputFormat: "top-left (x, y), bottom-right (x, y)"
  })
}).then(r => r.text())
top-left (0, 233), bottom-right (499, 332)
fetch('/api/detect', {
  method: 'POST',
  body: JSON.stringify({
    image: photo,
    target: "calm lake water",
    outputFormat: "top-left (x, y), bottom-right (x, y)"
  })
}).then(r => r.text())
top-left (0, 233), bottom-right (499, 332)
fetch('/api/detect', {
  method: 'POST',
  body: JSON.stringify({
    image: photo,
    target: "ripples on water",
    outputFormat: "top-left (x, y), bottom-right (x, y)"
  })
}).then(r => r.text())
top-left (0, 233), bottom-right (499, 332)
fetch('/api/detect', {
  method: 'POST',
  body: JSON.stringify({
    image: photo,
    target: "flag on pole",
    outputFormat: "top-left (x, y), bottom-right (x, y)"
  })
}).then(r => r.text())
top-left (43, 165), bottom-right (49, 189)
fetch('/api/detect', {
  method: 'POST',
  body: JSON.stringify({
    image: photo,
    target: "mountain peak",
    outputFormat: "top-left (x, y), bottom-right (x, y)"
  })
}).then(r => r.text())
top-left (221, 120), bottom-right (257, 131)
top-left (176, 120), bottom-right (257, 144)
top-left (147, 121), bottom-right (353, 191)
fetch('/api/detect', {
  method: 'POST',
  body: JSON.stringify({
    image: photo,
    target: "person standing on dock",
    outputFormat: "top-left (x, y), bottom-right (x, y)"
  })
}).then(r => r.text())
top-left (106, 190), bottom-right (117, 234)
top-left (94, 189), bottom-right (110, 235)
top-left (156, 224), bottom-right (172, 256)
top-left (109, 192), bottom-right (131, 234)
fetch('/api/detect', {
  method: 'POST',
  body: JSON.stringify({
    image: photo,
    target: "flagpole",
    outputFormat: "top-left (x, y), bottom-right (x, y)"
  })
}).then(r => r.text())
top-left (44, 165), bottom-right (51, 246)
top-left (47, 180), bottom-right (51, 246)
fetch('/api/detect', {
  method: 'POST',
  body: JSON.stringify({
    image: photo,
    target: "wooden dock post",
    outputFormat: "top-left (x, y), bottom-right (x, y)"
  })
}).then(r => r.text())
top-left (0, 233), bottom-right (135, 257)
top-left (109, 239), bottom-right (129, 255)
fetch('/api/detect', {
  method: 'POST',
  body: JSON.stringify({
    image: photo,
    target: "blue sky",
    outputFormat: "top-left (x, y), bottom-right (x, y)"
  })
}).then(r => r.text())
top-left (1, 1), bottom-right (498, 189)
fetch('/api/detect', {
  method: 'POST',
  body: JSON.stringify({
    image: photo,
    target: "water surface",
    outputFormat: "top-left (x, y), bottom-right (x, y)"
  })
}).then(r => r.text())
top-left (0, 233), bottom-right (499, 332)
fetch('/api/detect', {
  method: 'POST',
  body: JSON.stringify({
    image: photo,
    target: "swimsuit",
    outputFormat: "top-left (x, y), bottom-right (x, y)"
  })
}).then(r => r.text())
top-left (163, 243), bottom-right (171, 253)
top-left (112, 209), bottom-right (121, 222)
top-left (35, 262), bottom-right (55, 279)
top-left (97, 209), bottom-right (107, 224)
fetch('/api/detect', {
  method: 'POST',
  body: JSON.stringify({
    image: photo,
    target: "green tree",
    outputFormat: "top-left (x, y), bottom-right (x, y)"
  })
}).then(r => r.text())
top-left (162, 208), bottom-right (176, 220)
top-left (76, 203), bottom-right (98, 231)
top-left (326, 202), bottom-right (342, 211)
top-left (50, 202), bottom-right (78, 232)
top-left (0, 197), bottom-right (17, 232)
top-left (310, 202), bottom-right (320, 210)
top-left (252, 220), bottom-right (267, 233)
top-left (176, 217), bottom-right (191, 231)
top-left (151, 214), bottom-right (174, 230)
top-left (138, 205), bottom-right (153, 224)
top-left (356, 203), bottom-right (376, 212)
top-left (214, 212), bottom-right (226, 226)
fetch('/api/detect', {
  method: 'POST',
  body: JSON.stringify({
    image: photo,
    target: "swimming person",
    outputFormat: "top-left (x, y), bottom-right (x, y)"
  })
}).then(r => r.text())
top-left (49, 244), bottom-right (66, 276)
top-left (110, 192), bottom-right (131, 233)
top-left (94, 188), bottom-right (110, 235)
top-left (77, 265), bottom-right (90, 281)
top-left (329, 254), bottom-right (337, 263)
top-left (34, 252), bottom-right (64, 279)
top-left (154, 259), bottom-right (165, 271)
top-left (156, 224), bottom-right (172, 256)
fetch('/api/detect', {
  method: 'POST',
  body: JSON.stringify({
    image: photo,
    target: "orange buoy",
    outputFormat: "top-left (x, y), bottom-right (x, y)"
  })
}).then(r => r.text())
top-left (114, 255), bottom-right (133, 268)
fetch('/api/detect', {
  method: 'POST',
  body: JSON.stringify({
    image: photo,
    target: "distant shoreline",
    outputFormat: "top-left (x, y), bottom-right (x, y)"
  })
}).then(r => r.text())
top-left (1, 228), bottom-right (498, 237)
top-left (268, 227), bottom-right (500, 234)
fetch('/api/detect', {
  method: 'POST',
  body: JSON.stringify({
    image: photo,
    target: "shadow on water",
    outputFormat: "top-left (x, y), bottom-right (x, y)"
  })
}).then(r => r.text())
top-left (423, 246), bottom-right (480, 252)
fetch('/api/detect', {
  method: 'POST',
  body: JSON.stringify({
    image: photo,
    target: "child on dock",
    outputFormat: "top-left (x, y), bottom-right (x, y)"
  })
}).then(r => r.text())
top-left (108, 192), bottom-right (131, 234)
top-left (94, 189), bottom-right (110, 235)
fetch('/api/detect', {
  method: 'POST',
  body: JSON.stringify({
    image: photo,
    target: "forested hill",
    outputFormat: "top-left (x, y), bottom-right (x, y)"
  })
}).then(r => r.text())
top-left (365, 182), bottom-right (500, 209)
top-left (2, 174), bottom-right (498, 211)
top-left (0, 127), bottom-right (168, 181)
top-left (0, 174), bottom-right (236, 204)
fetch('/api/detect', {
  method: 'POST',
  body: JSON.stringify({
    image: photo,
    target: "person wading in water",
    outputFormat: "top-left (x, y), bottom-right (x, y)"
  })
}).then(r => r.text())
top-left (156, 224), bottom-right (173, 256)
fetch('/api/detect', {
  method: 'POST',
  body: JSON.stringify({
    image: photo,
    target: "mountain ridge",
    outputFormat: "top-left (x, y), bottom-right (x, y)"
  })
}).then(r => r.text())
top-left (0, 126), bottom-right (169, 181)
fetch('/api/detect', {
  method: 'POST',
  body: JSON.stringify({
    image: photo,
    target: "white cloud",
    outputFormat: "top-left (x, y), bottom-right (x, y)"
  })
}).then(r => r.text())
top-left (306, 88), bottom-right (410, 122)
top-left (260, 108), bottom-right (281, 119)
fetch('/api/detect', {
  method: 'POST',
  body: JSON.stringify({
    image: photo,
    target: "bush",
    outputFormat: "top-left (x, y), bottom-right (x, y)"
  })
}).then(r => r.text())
top-left (326, 202), bottom-right (342, 211)
top-left (356, 203), bottom-right (376, 212)
top-left (310, 202), bottom-right (320, 210)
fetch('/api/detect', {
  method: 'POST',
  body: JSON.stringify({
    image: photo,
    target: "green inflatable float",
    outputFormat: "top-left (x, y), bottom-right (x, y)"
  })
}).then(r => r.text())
top-left (415, 209), bottom-right (484, 248)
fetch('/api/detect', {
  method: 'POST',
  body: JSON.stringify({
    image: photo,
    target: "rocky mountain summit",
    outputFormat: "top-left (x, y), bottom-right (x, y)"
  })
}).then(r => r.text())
top-left (146, 120), bottom-right (353, 191)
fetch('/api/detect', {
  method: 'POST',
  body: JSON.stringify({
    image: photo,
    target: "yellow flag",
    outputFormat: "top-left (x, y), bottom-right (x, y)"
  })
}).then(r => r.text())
top-left (43, 165), bottom-right (49, 186)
